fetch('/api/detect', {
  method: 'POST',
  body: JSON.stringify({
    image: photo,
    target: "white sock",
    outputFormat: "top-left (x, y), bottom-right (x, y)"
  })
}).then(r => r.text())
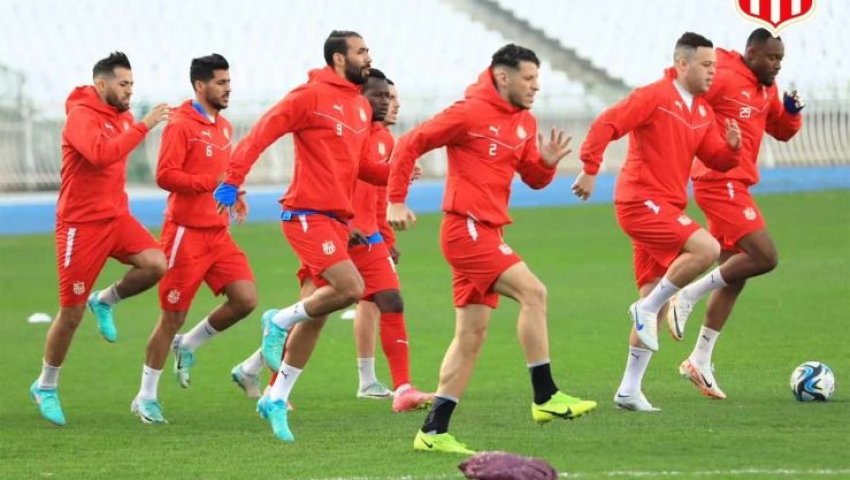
top-left (690, 326), bottom-right (720, 367)
top-left (269, 362), bottom-right (302, 402)
top-left (616, 346), bottom-right (653, 395)
top-left (138, 365), bottom-right (162, 400)
top-left (681, 267), bottom-right (728, 303)
top-left (271, 301), bottom-right (311, 330)
top-left (240, 348), bottom-right (265, 376)
top-left (639, 276), bottom-right (680, 314)
top-left (37, 360), bottom-right (61, 389)
top-left (97, 283), bottom-right (122, 306)
top-left (180, 318), bottom-right (218, 352)
top-left (395, 383), bottom-right (412, 395)
top-left (358, 358), bottom-right (378, 387)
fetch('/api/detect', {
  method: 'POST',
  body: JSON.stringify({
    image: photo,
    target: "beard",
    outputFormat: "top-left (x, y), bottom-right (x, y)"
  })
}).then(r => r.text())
top-left (507, 90), bottom-right (531, 110)
top-left (206, 92), bottom-right (228, 111)
top-left (105, 89), bottom-right (129, 112)
top-left (344, 61), bottom-right (368, 85)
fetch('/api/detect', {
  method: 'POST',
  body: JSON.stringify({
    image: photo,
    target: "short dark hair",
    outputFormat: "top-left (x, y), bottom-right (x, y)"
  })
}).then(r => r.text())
top-left (386, 78), bottom-right (395, 86)
top-left (367, 68), bottom-right (386, 81)
top-left (324, 30), bottom-right (362, 66)
top-left (92, 51), bottom-right (131, 79)
top-left (190, 53), bottom-right (229, 88)
top-left (747, 28), bottom-right (781, 47)
top-left (674, 32), bottom-right (713, 61)
top-left (490, 44), bottom-right (540, 69)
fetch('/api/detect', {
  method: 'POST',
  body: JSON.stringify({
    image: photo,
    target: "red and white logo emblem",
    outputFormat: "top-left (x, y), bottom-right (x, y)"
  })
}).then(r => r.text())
top-left (322, 241), bottom-right (336, 256)
top-left (167, 289), bottom-right (181, 304)
top-left (677, 215), bottom-right (693, 226)
top-left (498, 243), bottom-right (513, 255)
top-left (72, 281), bottom-right (85, 295)
top-left (378, 142), bottom-right (386, 156)
top-left (736, 0), bottom-right (817, 35)
top-left (743, 207), bottom-right (758, 220)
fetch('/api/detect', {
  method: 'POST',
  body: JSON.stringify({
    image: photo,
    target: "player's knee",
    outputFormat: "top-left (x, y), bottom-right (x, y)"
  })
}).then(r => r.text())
top-left (231, 293), bottom-right (258, 318)
top-left (57, 306), bottom-right (86, 329)
top-left (375, 292), bottom-right (404, 313)
top-left (160, 312), bottom-right (186, 332)
top-left (697, 238), bottom-right (721, 269)
top-left (757, 248), bottom-right (779, 274)
top-left (520, 281), bottom-right (548, 311)
top-left (145, 251), bottom-right (168, 279)
top-left (338, 278), bottom-right (365, 306)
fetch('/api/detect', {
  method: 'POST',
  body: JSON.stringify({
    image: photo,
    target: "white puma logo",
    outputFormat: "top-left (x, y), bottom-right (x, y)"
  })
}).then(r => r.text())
top-left (332, 104), bottom-right (344, 113)
top-left (488, 125), bottom-right (500, 136)
top-left (201, 130), bottom-right (212, 138)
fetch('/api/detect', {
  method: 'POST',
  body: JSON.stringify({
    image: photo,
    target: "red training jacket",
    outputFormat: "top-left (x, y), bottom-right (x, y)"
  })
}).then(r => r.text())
top-left (580, 68), bottom-right (740, 209)
top-left (57, 85), bottom-right (149, 223)
top-left (388, 68), bottom-right (555, 227)
top-left (225, 66), bottom-right (388, 220)
top-left (157, 100), bottom-right (233, 228)
top-left (691, 48), bottom-right (802, 186)
top-left (351, 122), bottom-right (395, 244)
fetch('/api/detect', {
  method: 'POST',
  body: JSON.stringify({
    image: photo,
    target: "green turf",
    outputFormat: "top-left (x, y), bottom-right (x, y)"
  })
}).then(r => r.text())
top-left (1, 190), bottom-right (848, 479)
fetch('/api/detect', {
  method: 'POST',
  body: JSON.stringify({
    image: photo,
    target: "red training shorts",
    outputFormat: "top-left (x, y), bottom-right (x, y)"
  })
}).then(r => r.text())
top-left (694, 180), bottom-right (766, 252)
top-left (284, 214), bottom-right (351, 288)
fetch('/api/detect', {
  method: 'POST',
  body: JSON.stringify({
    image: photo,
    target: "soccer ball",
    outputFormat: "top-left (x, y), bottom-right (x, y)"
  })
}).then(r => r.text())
top-left (789, 361), bottom-right (835, 401)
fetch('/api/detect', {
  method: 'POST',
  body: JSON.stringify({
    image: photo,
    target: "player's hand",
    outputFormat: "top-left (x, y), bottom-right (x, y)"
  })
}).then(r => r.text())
top-left (783, 90), bottom-right (805, 114)
top-left (142, 103), bottom-right (170, 130)
top-left (387, 203), bottom-right (416, 231)
top-left (411, 164), bottom-right (423, 182)
top-left (725, 118), bottom-right (741, 150)
top-left (214, 182), bottom-right (239, 213)
top-left (539, 127), bottom-right (573, 168)
top-left (389, 245), bottom-right (401, 265)
top-left (571, 171), bottom-right (596, 201)
top-left (348, 228), bottom-right (368, 248)
top-left (233, 190), bottom-right (248, 224)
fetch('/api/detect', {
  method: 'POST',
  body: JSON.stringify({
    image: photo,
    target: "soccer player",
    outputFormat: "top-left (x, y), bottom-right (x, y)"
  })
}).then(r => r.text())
top-left (349, 69), bottom-right (432, 411)
top-left (130, 54), bottom-right (257, 424)
top-left (30, 52), bottom-right (169, 426)
top-left (387, 44), bottom-right (596, 455)
top-left (572, 33), bottom-right (742, 411)
top-left (213, 30), bottom-right (389, 442)
top-left (666, 29), bottom-right (803, 399)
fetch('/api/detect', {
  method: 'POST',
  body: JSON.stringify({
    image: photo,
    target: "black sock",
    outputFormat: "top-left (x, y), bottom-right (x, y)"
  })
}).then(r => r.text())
top-left (420, 396), bottom-right (457, 434)
top-left (530, 362), bottom-right (559, 405)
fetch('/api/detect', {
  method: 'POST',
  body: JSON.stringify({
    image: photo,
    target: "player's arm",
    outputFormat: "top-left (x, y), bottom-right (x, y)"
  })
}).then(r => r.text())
top-left (696, 117), bottom-right (742, 172)
top-left (216, 90), bottom-right (310, 207)
top-left (572, 87), bottom-right (656, 200)
top-left (375, 185), bottom-right (396, 249)
top-left (516, 124), bottom-right (573, 190)
top-left (155, 123), bottom-right (219, 193)
top-left (765, 90), bottom-right (804, 141)
top-left (386, 103), bottom-right (468, 230)
top-left (357, 143), bottom-right (390, 186)
top-left (65, 104), bottom-right (167, 168)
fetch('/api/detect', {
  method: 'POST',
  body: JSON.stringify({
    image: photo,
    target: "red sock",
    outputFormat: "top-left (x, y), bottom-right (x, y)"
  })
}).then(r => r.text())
top-left (380, 312), bottom-right (410, 390)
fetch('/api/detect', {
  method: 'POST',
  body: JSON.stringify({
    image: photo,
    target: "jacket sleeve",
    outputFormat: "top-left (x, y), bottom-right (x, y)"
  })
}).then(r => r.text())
top-left (387, 102), bottom-right (468, 203)
top-left (225, 89), bottom-right (311, 186)
top-left (695, 118), bottom-right (740, 172)
top-left (64, 108), bottom-right (149, 168)
top-left (357, 135), bottom-right (390, 185)
top-left (765, 90), bottom-right (803, 141)
top-left (155, 123), bottom-right (219, 193)
top-left (579, 86), bottom-right (657, 175)
top-left (516, 122), bottom-right (557, 190)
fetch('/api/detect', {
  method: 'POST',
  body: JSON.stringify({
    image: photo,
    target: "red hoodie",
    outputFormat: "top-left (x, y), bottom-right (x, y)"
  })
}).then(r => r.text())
top-left (157, 100), bottom-right (233, 228)
top-left (691, 48), bottom-right (802, 186)
top-left (580, 68), bottom-right (740, 209)
top-left (57, 86), bottom-right (149, 223)
top-left (388, 68), bottom-right (555, 227)
top-left (351, 122), bottom-right (395, 239)
top-left (225, 66), bottom-right (388, 220)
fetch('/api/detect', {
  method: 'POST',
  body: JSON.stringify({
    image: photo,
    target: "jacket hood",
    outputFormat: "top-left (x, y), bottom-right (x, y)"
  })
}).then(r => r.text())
top-left (464, 68), bottom-right (523, 113)
top-left (65, 85), bottom-right (122, 117)
top-left (172, 99), bottom-right (216, 125)
top-left (716, 48), bottom-right (759, 84)
top-left (307, 65), bottom-right (363, 94)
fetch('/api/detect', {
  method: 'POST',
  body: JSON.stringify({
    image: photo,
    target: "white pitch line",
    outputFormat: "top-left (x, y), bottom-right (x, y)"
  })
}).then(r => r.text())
top-left (304, 468), bottom-right (850, 480)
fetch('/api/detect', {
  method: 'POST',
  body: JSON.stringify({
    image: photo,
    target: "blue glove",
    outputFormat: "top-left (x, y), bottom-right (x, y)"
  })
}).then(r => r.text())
top-left (783, 91), bottom-right (804, 115)
top-left (213, 182), bottom-right (238, 207)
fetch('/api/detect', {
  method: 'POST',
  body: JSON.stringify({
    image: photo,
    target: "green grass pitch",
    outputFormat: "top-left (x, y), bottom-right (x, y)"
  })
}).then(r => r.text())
top-left (1, 190), bottom-right (848, 479)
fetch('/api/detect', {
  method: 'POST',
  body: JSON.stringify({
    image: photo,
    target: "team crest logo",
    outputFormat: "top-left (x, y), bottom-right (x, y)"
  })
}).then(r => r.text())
top-left (736, 0), bottom-right (816, 35)
top-left (743, 207), bottom-right (757, 220)
top-left (516, 125), bottom-right (527, 139)
top-left (359, 107), bottom-right (367, 122)
top-left (223, 127), bottom-right (230, 140)
top-left (72, 281), bottom-right (85, 295)
top-left (123, 121), bottom-right (130, 131)
top-left (104, 123), bottom-right (115, 132)
top-left (167, 289), bottom-right (181, 304)
top-left (677, 215), bottom-right (693, 226)
top-left (322, 241), bottom-right (336, 256)
top-left (698, 105), bottom-right (707, 117)
top-left (378, 142), bottom-right (387, 156)
top-left (498, 243), bottom-right (513, 255)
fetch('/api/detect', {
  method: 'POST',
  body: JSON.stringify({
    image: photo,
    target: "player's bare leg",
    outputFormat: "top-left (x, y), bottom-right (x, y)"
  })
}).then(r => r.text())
top-left (494, 262), bottom-right (597, 422)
